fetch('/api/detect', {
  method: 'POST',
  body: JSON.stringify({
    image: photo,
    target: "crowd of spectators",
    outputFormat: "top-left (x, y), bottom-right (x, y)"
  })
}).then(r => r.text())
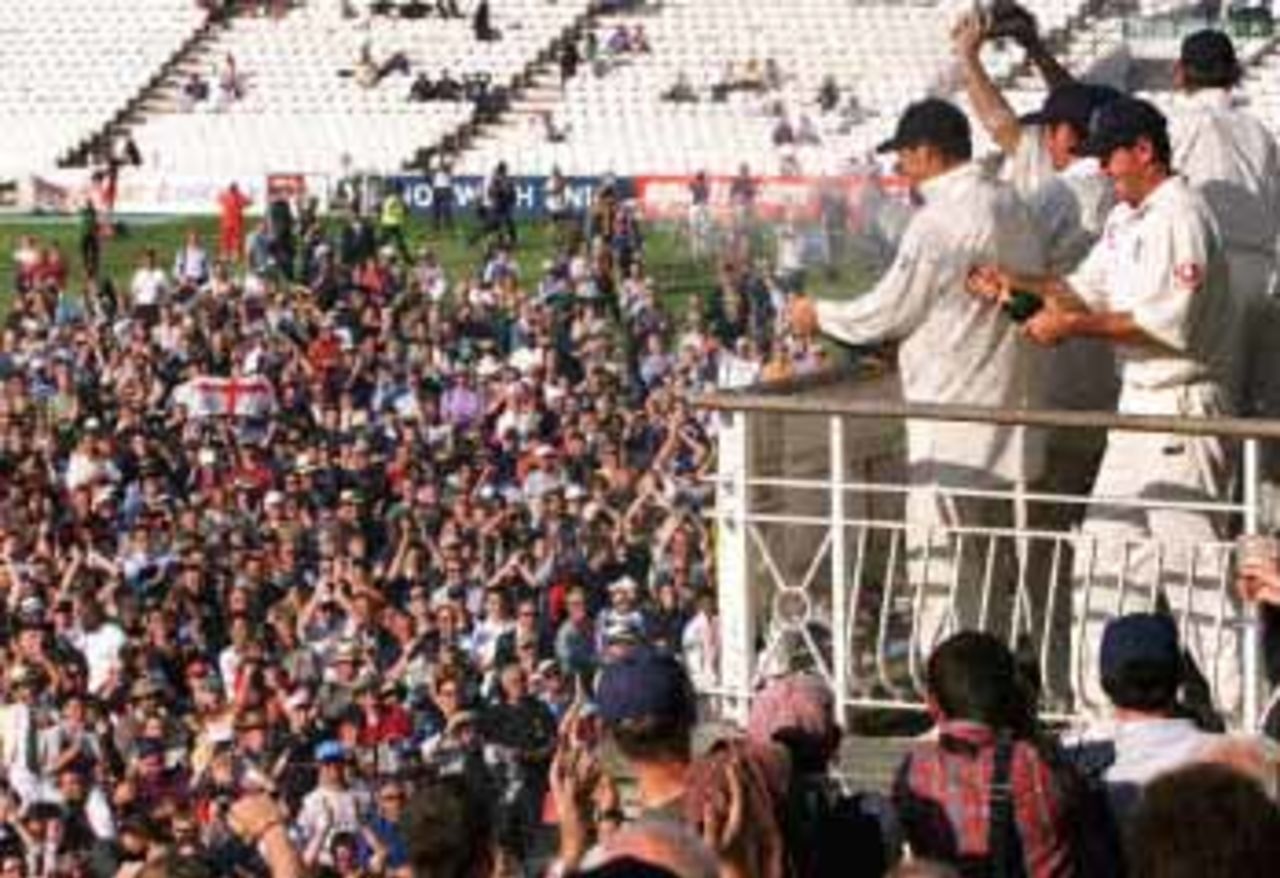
top-left (0, 169), bottom-right (830, 876)
top-left (4, 159), bottom-right (1280, 878)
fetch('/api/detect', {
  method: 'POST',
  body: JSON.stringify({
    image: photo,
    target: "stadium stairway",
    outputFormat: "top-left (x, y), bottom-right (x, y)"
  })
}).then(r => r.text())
top-left (131, 12), bottom-right (246, 117)
top-left (62, 11), bottom-right (222, 169)
top-left (91, 0), bottom-right (598, 177)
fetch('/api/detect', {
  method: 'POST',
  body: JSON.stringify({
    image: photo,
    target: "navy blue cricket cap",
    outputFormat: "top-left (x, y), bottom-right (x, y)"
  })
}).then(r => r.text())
top-left (1180, 29), bottom-right (1241, 82)
top-left (876, 98), bottom-right (971, 155)
top-left (1078, 95), bottom-right (1169, 160)
top-left (596, 649), bottom-right (696, 727)
top-left (1100, 612), bottom-right (1180, 681)
top-left (1021, 82), bottom-right (1123, 133)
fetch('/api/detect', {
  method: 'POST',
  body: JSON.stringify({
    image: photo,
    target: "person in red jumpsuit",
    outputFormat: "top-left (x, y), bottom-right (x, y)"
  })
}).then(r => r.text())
top-left (218, 182), bottom-right (252, 263)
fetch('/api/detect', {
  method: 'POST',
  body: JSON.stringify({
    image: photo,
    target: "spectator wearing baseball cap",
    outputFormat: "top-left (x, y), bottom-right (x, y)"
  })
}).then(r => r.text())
top-left (295, 739), bottom-right (369, 867)
top-left (1068, 612), bottom-right (1221, 823)
top-left (596, 649), bottom-right (697, 823)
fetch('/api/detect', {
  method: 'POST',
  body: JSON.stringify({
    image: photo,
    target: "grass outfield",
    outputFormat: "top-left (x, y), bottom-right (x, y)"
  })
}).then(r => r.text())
top-left (0, 214), bottom-right (722, 312)
top-left (0, 213), bottom-right (873, 317)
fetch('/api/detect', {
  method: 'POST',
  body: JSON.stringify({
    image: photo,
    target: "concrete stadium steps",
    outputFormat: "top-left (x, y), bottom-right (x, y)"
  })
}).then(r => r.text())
top-left (109, 0), bottom-right (594, 176)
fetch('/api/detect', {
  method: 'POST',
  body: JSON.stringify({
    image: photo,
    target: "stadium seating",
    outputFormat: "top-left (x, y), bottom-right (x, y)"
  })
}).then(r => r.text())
top-left (0, 0), bottom-right (207, 174)
top-left (6, 0), bottom-right (1276, 183)
top-left (457, 0), bottom-right (1098, 177)
top-left (127, 0), bottom-right (591, 177)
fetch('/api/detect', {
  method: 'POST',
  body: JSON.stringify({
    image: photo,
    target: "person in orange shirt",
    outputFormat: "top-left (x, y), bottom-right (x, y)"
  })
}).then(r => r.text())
top-left (218, 183), bottom-right (252, 263)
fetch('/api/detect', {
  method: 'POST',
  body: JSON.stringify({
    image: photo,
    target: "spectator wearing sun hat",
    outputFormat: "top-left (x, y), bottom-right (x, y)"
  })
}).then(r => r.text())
top-left (596, 575), bottom-right (647, 654)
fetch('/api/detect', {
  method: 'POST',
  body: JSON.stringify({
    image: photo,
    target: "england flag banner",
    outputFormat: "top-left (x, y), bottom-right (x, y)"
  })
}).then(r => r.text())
top-left (172, 375), bottom-right (277, 419)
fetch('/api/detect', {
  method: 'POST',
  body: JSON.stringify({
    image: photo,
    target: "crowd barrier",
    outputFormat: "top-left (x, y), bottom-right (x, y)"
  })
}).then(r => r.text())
top-left (695, 370), bottom-right (1280, 733)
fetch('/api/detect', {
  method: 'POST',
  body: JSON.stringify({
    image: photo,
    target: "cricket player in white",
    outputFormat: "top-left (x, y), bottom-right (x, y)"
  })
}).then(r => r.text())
top-left (970, 97), bottom-right (1244, 717)
top-left (1170, 30), bottom-right (1280, 449)
top-left (953, 11), bottom-right (1122, 699)
top-left (793, 98), bottom-right (1046, 657)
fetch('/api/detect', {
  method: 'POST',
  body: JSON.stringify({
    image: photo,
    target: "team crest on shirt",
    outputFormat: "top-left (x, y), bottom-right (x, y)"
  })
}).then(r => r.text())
top-left (1174, 262), bottom-right (1204, 290)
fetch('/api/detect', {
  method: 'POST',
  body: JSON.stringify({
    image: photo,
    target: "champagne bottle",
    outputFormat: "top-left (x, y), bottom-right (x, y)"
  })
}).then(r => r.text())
top-left (1002, 289), bottom-right (1044, 324)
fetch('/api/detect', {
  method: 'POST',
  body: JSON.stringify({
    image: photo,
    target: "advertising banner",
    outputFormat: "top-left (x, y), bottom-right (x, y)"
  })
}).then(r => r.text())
top-left (31, 171), bottom-right (271, 215)
top-left (266, 173), bottom-right (308, 203)
top-left (388, 175), bottom-right (607, 219)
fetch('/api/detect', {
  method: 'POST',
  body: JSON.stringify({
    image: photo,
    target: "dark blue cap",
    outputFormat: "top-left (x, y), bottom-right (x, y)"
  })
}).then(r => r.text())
top-left (1079, 96), bottom-right (1169, 160)
top-left (1181, 29), bottom-right (1241, 82)
top-left (1100, 613), bottom-right (1180, 680)
top-left (1021, 82), bottom-right (1123, 133)
top-left (596, 649), bottom-right (695, 726)
top-left (876, 98), bottom-right (971, 155)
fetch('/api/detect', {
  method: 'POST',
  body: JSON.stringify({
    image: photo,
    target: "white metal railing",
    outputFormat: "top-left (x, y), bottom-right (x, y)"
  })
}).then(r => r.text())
top-left (694, 370), bottom-right (1280, 733)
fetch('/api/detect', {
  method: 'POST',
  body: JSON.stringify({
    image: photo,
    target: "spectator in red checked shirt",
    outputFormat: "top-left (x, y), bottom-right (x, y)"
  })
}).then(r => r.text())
top-left (893, 632), bottom-right (1082, 878)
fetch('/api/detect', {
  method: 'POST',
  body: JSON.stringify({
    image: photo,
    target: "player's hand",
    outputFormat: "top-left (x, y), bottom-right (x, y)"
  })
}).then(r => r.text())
top-left (1238, 559), bottom-right (1280, 606)
top-left (227, 793), bottom-right (286, 844)
top-left (965, 264), bottom-right (1010, 304)
top-left (1022, 303), bottom-right (1075, 347)
top-left (951, 11), bottom-right (987, 60)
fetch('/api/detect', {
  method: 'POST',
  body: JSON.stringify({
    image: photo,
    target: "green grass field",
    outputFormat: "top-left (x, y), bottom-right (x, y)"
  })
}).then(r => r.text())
top-left (0, 213), bottom-right (874, 318)
top-left (0, 215), bottom-right (710, 308)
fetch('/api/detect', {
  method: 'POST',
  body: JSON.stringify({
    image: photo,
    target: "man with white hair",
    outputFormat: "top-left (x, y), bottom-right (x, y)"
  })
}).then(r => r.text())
top-left (597, 575), bottom-right (647, 654)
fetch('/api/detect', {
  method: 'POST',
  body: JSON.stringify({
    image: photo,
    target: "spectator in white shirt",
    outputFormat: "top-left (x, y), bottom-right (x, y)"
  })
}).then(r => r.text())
top-left (172, 229), bottom-right (211, 288)
top-left (69, 598), bottom-right (127, 697)
top-left (128, 249), bottom-right (168, 322)
top-left (1068, 613), bottom-right (1221, 824)
top-left (296, 741), bottom-right (371, 868)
